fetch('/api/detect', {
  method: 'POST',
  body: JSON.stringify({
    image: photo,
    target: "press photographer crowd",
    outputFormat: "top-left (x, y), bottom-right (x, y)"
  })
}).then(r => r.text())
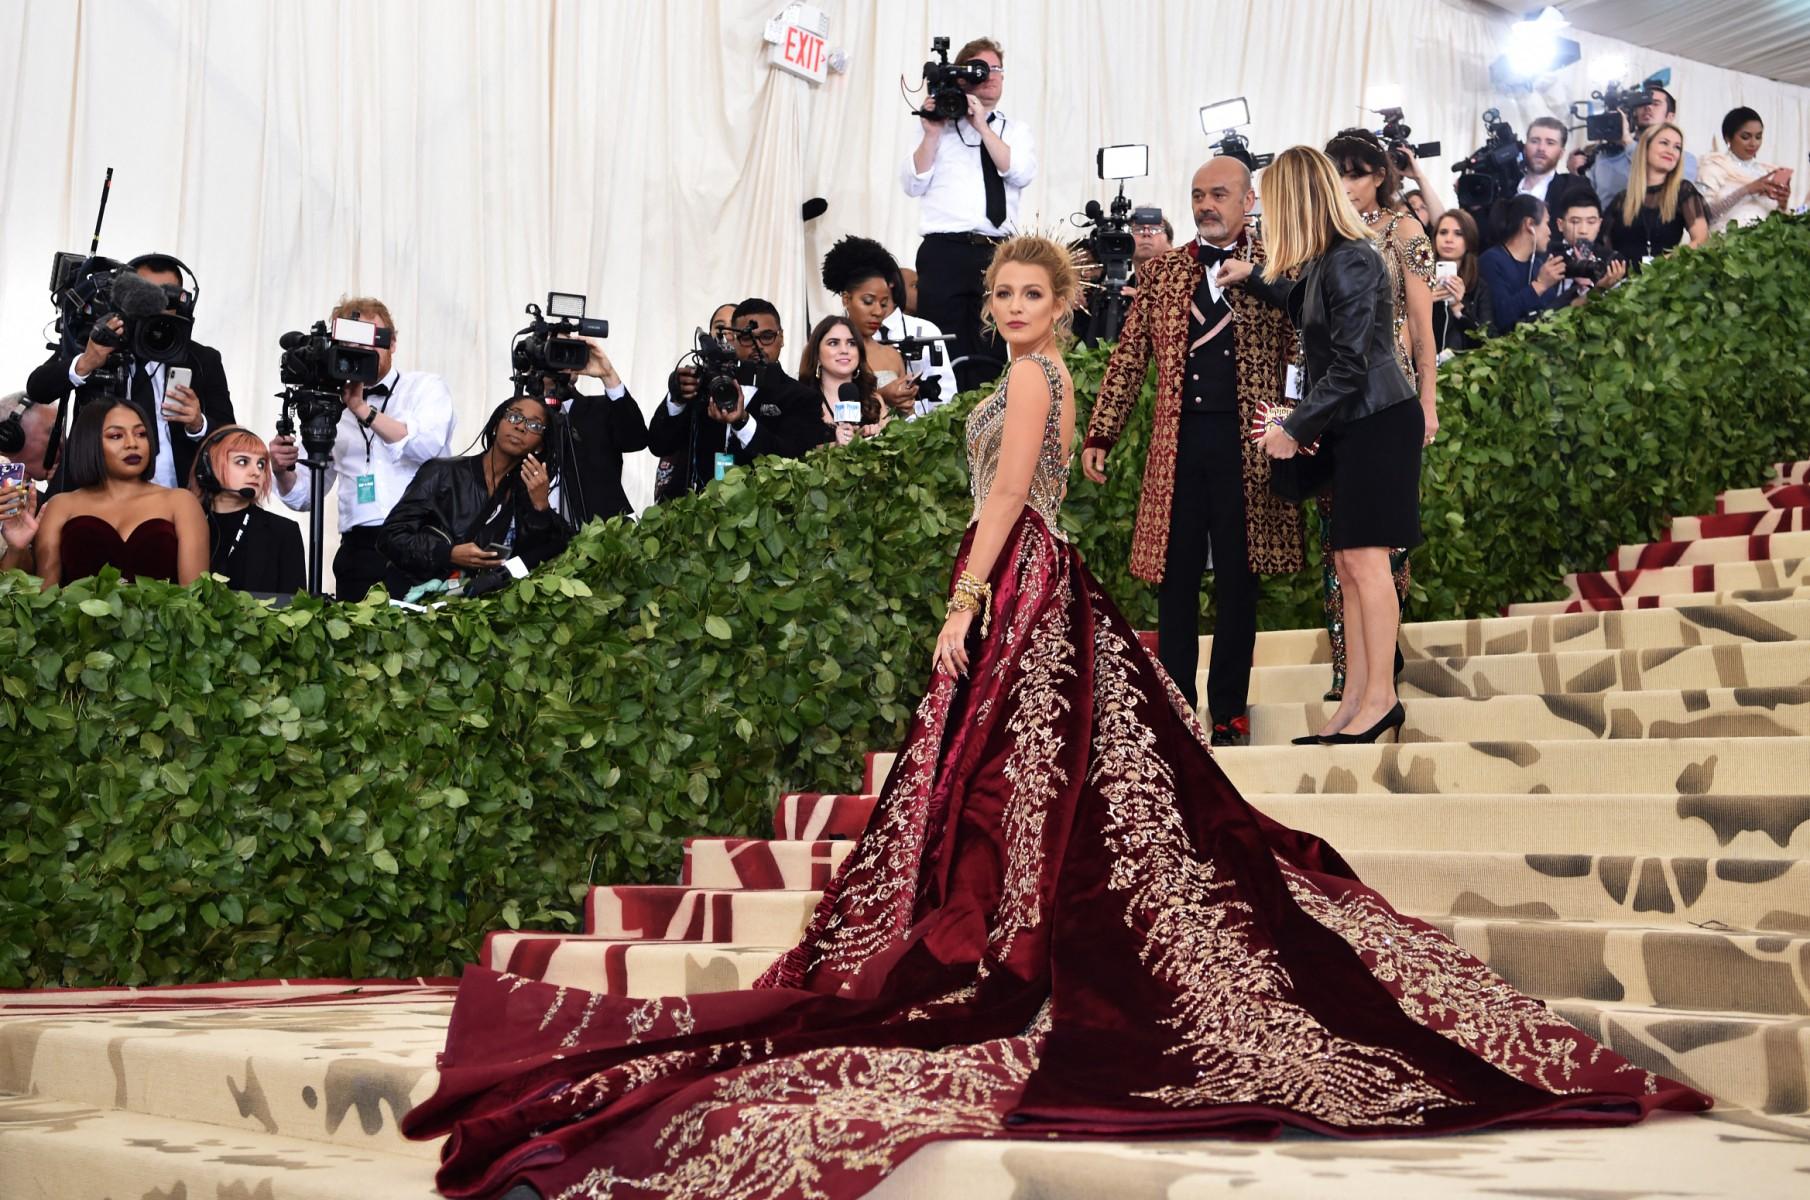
top-left (0, 36), bottom-right (1798, 610)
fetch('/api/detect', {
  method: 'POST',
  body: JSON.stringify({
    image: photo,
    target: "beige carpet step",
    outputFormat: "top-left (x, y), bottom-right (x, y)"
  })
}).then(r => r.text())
top-left (1197, 598), bottom-right (1810, 670)
top-left (1720, 484), bottom-right (1810, 513)
top-left (486, 940), bottom-right (782, 995)
top-left (683, 836), bottom-right (856, 889)
top-left (1341, 849), bottom-right (1810, 931)
top-left (867, 1110), bottom-right (1810, 1199)
top-left (1248, 793), bottom-right (1810, 858)
top-left (585, 884), bottom-right (822, 943)
top-left (1433, 917), bottom-right (1810, 1018)
top-left (0, 1093), bottom-right (439, 1199)
top-left (1672, 506), bottom-right (1810, 542)
top-left (1249, 688), bottom-right (1810, 746)
top-left (1242, 642), bottom-right (1810, 704)
top-left (1215, 737), bottom-right (1810, 796)
top-left (1774, 459), bottom-right (1810, 486)
top-left (1507, 586), bottom-right (1810, 615)
top-left (1613, 530), bottom-right (1810, 572)
top-left (1553, 999), bottom-right (1810, 1114)
top-left (1562, 556), bottom-right (1810, 602)
top-left (0, 999), bottom-right (449, 1160)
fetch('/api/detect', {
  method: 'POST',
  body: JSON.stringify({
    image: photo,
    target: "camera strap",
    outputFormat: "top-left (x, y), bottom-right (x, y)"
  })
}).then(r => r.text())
top-left (361, 375), bottom-right (396, 464)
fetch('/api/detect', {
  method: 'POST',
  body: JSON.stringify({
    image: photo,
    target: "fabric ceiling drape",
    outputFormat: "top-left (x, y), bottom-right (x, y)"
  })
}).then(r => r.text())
top-left (3, 1), bottom-right (1805, 575)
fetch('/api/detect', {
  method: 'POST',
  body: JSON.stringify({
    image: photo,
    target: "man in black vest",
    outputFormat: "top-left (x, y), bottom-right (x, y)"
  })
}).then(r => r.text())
top-left (27, 254), bottom-right (234, 494)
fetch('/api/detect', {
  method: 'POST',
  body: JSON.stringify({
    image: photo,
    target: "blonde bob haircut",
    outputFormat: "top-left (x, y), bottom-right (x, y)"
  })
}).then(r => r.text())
top-left (980, 234), bottom-right (1080, 343)
top-left (1260, 145), bottom-right (1376, 278)
top-left (1624, 122), bottom-right (1687, 226)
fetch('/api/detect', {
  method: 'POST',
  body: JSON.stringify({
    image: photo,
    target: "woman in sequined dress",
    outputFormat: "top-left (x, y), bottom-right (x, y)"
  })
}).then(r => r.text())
top-left (400, 233), bottom-right (1705, 1200)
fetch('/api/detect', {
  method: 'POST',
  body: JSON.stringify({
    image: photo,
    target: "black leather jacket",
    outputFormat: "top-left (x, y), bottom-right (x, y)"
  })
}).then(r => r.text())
top-left (1248, 237), bottom-right (1416, 447)
top-left (381, 455), bottom-right (571, 586)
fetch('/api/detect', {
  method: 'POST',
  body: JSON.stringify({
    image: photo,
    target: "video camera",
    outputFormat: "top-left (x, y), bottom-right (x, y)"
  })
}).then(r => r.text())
top-left (1200, 97), bottom-right (1272, 169)
top-left (1071, 144), bottom-right (1147, 345)
top-left (510, 292), bottom-right (608, 404)
top-left (1452, 109), bottom-right (1524, 212)
top-left (916, 36), bottom-right (990, 121)
top-left (1572, 77), bottom-right (1662, 145)
top-left (1375, 108), bottom-right (1440, 174)
top-left (48, 255), bottom-right (193, 399)
top-left (687, 329), bottom-right (746, 415)
top-left (876, 326), bottom-right (957, 408)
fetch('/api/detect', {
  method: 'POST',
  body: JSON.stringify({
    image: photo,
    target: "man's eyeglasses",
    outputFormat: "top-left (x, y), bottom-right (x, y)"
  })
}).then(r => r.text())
top-left (503, 411), bottom-right (548, 434)
top-left (734, 330), bottom-right (781, 347)
top-left (1132, 226), bottom-right (1165, 237)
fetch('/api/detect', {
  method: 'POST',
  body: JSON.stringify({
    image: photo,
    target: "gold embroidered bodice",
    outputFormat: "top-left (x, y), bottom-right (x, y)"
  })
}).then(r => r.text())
top-left (1369, 210), bottom-right (1435, 378)
top-left (964, 353), bottom-right (1071, 537)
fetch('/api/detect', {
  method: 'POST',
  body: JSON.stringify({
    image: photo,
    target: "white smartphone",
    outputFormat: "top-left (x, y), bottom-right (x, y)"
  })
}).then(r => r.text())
top-left (163, 366), bottom-right (193, 419)
top-left (1434, 261), bottom-right (1458, 279)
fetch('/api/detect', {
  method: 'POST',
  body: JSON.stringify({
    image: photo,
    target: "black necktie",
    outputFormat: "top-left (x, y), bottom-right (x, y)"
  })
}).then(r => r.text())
top-left (980, 112), bottom-right (1006, 229)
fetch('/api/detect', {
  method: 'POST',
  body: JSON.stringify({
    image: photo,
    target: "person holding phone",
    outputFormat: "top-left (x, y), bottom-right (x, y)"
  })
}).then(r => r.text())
top-left (24, 253), bottom-right (234, 495)
top-left (1699, 107), bottom-right (1793, 232)
top-left (0, 460), bottom-right (37, 573)
top-left (380, 395), bottom-right (571, 596)
top-left (1428, 209), bottom-right (1493, 355)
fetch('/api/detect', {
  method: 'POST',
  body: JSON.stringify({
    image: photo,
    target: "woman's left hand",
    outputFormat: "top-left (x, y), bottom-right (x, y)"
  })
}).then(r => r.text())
top-left (1215, 259), bottom-right (1254, 289)
top-left (1259, 424), bottom-right (1298, 460)
top-left (933, 607), bottom-right (976, 678)
top-left (521, 453), bottom-right (552, 510)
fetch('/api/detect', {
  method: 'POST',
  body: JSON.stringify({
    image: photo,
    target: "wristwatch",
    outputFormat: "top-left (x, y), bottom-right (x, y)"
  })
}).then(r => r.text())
top-left (359, 407), bottom-right (379, 428)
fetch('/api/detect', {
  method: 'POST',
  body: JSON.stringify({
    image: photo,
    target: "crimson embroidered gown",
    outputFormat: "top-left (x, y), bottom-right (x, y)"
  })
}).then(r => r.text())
top-left (402, 354), bottom-right (1708, 1199)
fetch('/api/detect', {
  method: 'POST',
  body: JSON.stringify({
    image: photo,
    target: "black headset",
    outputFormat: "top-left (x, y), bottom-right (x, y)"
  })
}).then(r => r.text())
top-left (191, 423), bottom-right (250, 503)
top-left (123, 251), bottom-right (201, 320)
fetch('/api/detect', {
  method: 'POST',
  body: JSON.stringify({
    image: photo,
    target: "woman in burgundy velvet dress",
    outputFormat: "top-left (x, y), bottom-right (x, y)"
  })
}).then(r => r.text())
top-left (402, 232), bottom-right (1707, 1199)
top-left (33, 401), bottom-right (208, 589)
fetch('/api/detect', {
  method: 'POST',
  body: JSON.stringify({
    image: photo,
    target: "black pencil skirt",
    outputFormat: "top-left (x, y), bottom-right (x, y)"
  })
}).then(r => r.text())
top-left (1322, 398), bottom-right (1424, 552)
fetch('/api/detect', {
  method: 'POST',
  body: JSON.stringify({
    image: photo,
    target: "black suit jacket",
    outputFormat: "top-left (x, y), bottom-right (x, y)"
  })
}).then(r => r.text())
top-left (561, 387), bottom-right (650, 526)
top-left (29, 340), bottom-right (235, 489)
top-left (647, 363), bottom-right (821, 499)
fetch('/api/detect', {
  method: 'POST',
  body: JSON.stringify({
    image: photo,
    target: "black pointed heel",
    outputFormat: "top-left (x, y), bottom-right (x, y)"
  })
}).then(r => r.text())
top-left (1324, 702), bottom-right (1406, 745)
top-left (1291, 733), bottom-right (1327, 746)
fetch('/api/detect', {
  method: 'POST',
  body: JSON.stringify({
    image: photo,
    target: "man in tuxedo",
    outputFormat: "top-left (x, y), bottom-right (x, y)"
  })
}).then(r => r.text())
top-left (27, 254), bottom-right (233, 494)
top-left (647, 298), bottom-right (821, 498)
top-left (1083, 156), bottom-right (1304, 746)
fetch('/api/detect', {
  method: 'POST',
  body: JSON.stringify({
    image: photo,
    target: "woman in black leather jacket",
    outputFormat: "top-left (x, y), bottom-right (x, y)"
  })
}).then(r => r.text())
top-left (1219, 146), bottom-right (1421, 745)
top-left (382, 395), bottom-right (572, 595)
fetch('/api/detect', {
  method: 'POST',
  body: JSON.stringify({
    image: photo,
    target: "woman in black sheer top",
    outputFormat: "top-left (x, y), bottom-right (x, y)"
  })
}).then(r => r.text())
top-left (1605, 123), bottom-right (1710, 272)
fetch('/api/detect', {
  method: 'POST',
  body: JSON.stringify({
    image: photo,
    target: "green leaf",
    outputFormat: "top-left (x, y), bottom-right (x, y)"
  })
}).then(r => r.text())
top-left (703, 615), bottom-right (732, 640)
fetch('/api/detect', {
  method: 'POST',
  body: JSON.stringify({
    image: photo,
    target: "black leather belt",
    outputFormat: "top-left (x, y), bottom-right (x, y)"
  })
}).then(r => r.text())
top-left (924, 232), bottom-right (1007, 245)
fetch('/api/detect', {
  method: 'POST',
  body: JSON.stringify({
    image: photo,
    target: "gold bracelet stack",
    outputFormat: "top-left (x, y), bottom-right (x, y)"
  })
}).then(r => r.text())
top-left (949, 570), bottom-right (993, 637)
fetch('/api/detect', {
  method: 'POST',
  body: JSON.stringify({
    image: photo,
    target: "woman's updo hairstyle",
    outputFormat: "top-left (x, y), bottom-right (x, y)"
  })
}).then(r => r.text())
top-left (980, 234), bottom-right (1081, 342)
top-left (820, 235), bottom-right (902, 298)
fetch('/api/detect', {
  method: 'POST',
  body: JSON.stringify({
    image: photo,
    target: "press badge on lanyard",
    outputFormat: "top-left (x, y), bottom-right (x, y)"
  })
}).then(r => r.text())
top-left (1285, 365), bottom-right (1305, 400)
top-left (714, 453), bottom-right (736, 481)
top-left (356, 474), bottom-right (378, 505)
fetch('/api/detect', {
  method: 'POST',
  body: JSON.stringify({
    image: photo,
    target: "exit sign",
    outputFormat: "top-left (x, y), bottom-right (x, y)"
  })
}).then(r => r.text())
top-left (766, 4), bottom-right (830, 85)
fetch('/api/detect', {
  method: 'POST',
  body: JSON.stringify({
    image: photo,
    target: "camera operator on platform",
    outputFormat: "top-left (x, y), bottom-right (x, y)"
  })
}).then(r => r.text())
top-left (646, 298), bottom-right (819, 498)
top-left (546, 339), bottom-right (648, 527)
top-left (26, 254), bottom-right (234, 495)
top-left (1550, 189), bottom-right (1629, 304)
top-left (269, 296), bottom-right (454, 602)
top-left (1083, 156), bottom-right (1303, 747)
top-left (1586, 85), bottom-right (1698, 204)
top-left (901, 36), bottom-right (1037, 393)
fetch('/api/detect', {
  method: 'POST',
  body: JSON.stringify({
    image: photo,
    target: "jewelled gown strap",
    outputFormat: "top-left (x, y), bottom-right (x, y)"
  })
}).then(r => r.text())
top-left (963, 353), bottom-right (1071, 537)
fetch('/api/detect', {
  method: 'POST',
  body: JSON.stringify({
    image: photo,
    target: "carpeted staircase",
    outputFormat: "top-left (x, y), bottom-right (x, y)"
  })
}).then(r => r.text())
top-left (5, 459), bottom-right (1810, 1197)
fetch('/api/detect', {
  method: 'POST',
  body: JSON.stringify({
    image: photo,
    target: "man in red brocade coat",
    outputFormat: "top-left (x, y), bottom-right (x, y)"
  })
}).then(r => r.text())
top-left (1083, 156), bottom-right (1303, 745)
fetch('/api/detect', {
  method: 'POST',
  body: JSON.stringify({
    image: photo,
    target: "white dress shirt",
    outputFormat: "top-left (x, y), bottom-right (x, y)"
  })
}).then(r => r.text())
top-left (900, 110), bottom-right (1038, 236)
top-left (878, 309), bottom-right (956, 416)
top-left (1518, 169), bottom-right (1558, 202)
top-left (277, 368), bottom-right (456, 529)
top-left (67, 358), bottom-right (207, 489)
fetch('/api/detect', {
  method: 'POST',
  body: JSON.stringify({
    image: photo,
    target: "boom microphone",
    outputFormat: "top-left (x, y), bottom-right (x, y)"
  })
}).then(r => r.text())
top-left (110, 270), bottom-right (172, 318)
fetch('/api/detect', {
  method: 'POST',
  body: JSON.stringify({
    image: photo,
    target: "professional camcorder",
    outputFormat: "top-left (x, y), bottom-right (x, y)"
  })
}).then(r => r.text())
top-left (1071, 144), bottom-right (1147, 345)
top-left (48, 255), bottom-right (193, 398)
top-left (1200, 97), bottom-right (1272, 169)
top-left (688, 329), bottom-right (745, 415)
top-left (278, 319), bottom-right (384, 394)
top-left (917, 36), bottom-right (989, 121)
top-left (1452, 109), bottom-right (1524, 212)
top-left (1375, 108), bottom-right (1440, 174)
top-left (1574, 78), bottom-right (1660, 144)
top-left (876, 326), bottom-right (956, 408)
top-left (510, 292), bottom-right (608, 403)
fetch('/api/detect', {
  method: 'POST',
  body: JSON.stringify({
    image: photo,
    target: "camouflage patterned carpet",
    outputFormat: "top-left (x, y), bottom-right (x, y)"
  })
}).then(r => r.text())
top-left (5, 459), bottom-right (1810, 1197)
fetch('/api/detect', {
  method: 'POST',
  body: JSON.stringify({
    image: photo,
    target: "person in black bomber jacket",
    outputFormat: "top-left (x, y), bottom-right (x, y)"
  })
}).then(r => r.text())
top-left (381, 395), bottom-right (571, 597)
top-left (1218, 146), bottom-right (1421, 749)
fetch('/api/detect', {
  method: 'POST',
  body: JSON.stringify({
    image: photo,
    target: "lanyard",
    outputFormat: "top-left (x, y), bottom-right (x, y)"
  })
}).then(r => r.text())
top-left (211, 509), bottom-right (251, 573)
top-left (361, 375), bottom-right (396, 464)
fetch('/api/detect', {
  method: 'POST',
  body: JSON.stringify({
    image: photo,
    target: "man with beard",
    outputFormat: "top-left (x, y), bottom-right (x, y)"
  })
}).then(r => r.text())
top-left (1082, 156), bottom-right (1304, 745)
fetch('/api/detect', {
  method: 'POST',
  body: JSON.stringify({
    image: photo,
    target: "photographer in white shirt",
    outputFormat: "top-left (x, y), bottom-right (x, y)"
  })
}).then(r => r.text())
top-left (900, 36), bottom-right (1037, 393)
top-left (268, 296), bottom-right (455, 601)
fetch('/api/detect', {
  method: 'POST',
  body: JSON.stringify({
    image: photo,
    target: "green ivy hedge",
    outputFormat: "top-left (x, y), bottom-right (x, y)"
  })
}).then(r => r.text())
top-left (3, 214), bottom-right (1806, 988)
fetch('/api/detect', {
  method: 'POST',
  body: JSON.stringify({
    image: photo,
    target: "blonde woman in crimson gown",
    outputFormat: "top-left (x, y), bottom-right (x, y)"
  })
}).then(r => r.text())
top-left (402, 232), bottom-right (1707, 1200)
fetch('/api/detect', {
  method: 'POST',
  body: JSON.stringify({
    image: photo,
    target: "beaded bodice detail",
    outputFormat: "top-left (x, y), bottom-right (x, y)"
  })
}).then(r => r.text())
top-left (1369, 209), bottom-right (1435, 377)
top-left (964, 352), bottom-right (1071, 538)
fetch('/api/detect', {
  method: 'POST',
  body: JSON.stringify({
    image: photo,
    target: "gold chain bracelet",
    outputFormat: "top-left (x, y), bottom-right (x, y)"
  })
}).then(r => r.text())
top-left (948, 570), bottom-right (992, 637)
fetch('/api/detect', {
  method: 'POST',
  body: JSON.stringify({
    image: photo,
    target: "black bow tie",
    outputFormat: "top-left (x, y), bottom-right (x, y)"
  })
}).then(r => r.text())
top-left (1198, 242), bottom-right (1234, 266)
top-left (365, 382), bottom-right (392, 398)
